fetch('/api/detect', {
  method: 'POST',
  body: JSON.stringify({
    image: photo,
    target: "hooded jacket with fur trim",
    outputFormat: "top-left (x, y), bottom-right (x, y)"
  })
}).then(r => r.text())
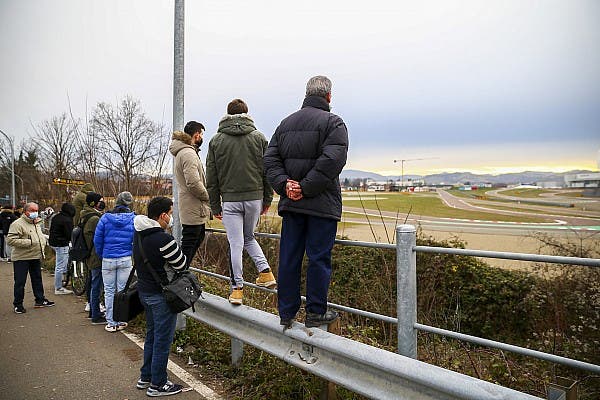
top-left (169, 131), bottom-right (211, 225)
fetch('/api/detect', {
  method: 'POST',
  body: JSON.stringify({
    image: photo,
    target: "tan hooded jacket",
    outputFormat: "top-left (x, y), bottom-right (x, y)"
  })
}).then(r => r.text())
top-left (169, 131), bottom-right (210, 225)
top-left (7, 214), bottom-right (47, 261)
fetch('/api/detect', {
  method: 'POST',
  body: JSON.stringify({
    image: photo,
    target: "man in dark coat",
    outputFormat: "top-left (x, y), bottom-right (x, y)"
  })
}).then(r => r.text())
top-left (264, 75), bottom-right (348, 328)
top-left (49, 202), bottom-right (76, 294)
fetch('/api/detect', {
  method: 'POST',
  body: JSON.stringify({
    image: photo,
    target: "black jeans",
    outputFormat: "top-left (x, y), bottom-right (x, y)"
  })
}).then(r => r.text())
top-left (181, 224), bottom-right (205, 267)
top-left (13, 259), bottom-right (45, 306)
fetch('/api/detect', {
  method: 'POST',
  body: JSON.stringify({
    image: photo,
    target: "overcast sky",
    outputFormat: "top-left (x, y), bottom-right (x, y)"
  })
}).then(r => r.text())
top-left (1, 0), bottom-right (599, 175)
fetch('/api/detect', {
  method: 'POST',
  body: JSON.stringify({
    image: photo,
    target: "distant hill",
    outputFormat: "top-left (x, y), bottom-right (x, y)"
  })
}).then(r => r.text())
top-left (340, 169), bottom-right (594, 185)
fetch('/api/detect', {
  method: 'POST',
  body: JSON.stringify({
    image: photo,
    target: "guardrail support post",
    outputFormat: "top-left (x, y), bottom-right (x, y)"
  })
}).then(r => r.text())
top-left (231, 338), bottom-right (243, 368)
top-left (396, 224), bottom-right (417, 358)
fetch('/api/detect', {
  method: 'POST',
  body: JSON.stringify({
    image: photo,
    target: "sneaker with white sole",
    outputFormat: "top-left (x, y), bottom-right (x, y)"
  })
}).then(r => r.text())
top-left (100, 303), bottom-right (106, 313)
top-left (105, 325), bottom-right (118, 333)
top-left (54, 287), bottom-right (73, 295)
top-left (146, 381), bottom-right (183, 397)
top-left (136, 378), bottom-right (151, 390)
top-left (228, 288), bottom-right (243, 305)
top-left (84, 302), bottom-right (90, 312)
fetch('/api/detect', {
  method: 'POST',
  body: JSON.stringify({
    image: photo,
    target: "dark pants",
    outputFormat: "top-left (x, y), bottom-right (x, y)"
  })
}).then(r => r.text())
top-left (90, 268), bottom-right (104, 319)
top-left (0, 231), bottom-right (4, 258)
top-left (277, 212), bottom-right (337, 320)
top-left (139, 291), bottom-right (177, 387)
top-left (13, 259), bottom-right (45, 306)
top-left (181, 224), bottom-right (205, 267)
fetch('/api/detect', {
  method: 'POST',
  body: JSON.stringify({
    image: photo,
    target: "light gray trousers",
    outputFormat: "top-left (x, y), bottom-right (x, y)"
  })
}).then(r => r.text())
top-left (222, 200), bottom-right (270, 288)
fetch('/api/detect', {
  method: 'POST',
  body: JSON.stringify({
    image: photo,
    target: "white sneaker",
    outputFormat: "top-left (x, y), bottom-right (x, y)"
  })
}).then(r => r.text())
top-left (55, 287), bottom-right (73, 295)
top-left (84, 302), bottom-right (90, 312)
top-left (100, 303), bottom-right (106, 313)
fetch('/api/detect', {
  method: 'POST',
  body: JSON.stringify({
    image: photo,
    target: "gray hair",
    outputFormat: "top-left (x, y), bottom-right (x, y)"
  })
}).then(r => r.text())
top-left (24, 202), bottom-right (38, 211)
top-left (306, 75), bottom-right (332, 98)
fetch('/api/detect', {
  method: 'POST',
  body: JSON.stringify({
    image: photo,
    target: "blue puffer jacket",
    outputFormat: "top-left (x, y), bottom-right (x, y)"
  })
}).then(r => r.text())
top-left (93, 207), bottom-right (135, 259)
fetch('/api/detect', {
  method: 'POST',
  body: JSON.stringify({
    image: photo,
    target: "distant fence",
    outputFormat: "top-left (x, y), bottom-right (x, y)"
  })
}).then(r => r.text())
top-left (184, 225), bottom-right (599, 399)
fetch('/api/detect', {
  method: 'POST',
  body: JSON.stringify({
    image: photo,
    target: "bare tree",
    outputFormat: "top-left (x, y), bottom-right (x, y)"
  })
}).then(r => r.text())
top-left (90, 96), bottom-right (163, 192)
top-left (31, 113), bottom-right (78, 177)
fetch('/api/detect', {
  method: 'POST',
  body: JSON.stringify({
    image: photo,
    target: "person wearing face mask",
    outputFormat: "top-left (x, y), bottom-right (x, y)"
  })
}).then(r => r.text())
top-left (7, 202), bottom-right (55, 313)
top-left (169, 120), bottom-right (211, 267)
top-left (81, 192), bottom-right (107, 325)
top-left (93, 191), bottom-right (135, 332)
top-left (133, 196), bottom-right (187, 396)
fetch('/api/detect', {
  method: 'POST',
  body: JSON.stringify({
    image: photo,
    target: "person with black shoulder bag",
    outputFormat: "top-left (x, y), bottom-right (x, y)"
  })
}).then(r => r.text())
top-left (132, 196), bottom-right (194, 397)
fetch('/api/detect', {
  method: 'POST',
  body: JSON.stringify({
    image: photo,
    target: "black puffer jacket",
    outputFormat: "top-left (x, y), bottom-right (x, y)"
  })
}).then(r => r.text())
top-left (264, 95), bottom-right (348, 220)
top-left (49, 203), bottom-right (76, 247)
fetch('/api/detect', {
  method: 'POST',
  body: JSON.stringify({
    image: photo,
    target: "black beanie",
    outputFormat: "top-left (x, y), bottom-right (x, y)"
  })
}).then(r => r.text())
top-left (86, 192), bottom-right (102, 207)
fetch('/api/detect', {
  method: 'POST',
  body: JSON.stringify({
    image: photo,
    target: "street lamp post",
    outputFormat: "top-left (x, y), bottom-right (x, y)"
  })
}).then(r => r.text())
top-left (0, 129), bottom-right (16, 209)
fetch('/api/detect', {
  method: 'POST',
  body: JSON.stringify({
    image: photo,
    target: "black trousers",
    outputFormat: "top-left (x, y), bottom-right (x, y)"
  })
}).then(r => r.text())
top-left (13, 259), bottom-right (45, 306)
top-left (181, 224), bottom-right (205, 267)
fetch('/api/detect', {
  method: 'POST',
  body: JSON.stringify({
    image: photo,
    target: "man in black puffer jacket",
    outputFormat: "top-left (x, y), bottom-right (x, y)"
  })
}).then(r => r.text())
top-left (49, 202), bottom-right (76, 294)
top-left (264, 75), bottom-right (348, 329)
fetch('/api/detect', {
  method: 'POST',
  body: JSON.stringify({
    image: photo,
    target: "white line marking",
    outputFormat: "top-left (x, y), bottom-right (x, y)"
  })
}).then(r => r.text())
top-left (121, 330), bottom-right (223, 400)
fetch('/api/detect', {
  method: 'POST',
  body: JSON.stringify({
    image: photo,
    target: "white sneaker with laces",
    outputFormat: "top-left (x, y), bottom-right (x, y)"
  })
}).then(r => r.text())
top-left (55, 287), bottom-right (73, 295)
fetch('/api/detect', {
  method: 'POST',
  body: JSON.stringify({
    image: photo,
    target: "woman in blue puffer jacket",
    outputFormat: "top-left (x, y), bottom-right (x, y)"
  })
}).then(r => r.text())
top-left (94, 191), bottom-right (135, 332)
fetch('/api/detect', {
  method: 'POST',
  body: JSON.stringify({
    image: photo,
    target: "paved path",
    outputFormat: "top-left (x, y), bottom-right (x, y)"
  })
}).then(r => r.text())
top-left (0, 260), bottom-right (218, 400)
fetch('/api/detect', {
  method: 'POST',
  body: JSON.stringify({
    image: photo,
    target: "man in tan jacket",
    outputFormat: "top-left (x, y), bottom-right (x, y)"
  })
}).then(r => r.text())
top-left (7, 202), bottom-right (55, 313)
top-left (169, 121), bottom-right (211, 267)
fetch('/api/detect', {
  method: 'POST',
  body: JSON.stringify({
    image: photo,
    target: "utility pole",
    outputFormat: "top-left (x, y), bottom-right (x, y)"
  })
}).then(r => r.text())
top-left (0, 129), bottom-right (16, 208)
top-left (172, 0), bottom-right (184, 244)
top-left (393, 157), bottom-right (438, 190)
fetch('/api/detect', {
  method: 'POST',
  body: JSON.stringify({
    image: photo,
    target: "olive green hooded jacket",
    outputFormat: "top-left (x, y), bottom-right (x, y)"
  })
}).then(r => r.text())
top-left (206, 114), bottom-right (273, 215)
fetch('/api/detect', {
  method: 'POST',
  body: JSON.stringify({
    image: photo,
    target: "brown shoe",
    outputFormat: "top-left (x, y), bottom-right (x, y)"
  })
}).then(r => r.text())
top-left (255, 271), bottom-right (276, 288)
top-left (228, 288), bottom-right (243, 305)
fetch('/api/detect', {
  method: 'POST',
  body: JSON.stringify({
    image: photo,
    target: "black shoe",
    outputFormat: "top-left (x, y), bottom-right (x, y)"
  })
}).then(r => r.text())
top-left (280, 318), bottom-right (294, 330)
top-left (14, 305), bottom-right (26, 314)
top-left (91, 316), bottom-right (107, 325)
top-left (34, 299), bottom-right (55, 308)
top-left (305, 310), bottom-right (339, 328)
top-left (146, 381), bottom-right (183, 397)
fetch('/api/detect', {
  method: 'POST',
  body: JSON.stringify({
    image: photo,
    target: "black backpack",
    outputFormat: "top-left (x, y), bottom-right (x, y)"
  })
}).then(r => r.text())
top-left (69, 213), bottom-right (95, 262)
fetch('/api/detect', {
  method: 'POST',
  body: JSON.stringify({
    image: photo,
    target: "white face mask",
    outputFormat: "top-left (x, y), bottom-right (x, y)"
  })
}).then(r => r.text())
top-left (166, 213), bottom-right (174, 228)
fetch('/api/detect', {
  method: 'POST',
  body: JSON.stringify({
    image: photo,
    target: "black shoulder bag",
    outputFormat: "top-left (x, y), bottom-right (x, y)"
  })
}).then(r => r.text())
top-left (113, 265), bottom-right (144, 322)
top-left (136, 235), bottom-right (202, 313)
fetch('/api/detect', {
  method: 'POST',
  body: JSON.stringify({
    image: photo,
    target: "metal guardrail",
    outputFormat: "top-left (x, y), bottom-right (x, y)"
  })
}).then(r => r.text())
top-left (184, 292), bottom-right (540, 400)
top-left (197, 225), bottom-right (600, 397)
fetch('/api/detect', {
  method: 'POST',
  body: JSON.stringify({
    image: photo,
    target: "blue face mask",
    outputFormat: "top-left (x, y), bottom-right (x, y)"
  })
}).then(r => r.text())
top-left (28, 211), bottom-right (39, 220)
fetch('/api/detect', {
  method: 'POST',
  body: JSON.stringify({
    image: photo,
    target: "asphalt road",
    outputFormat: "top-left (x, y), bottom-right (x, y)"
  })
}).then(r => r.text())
top-left (0, 261), bottom-right (209, 400)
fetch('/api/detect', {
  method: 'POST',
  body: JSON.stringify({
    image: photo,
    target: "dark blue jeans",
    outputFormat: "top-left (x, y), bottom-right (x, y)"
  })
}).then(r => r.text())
top-left (277, 212), bottom-right (337, 320)
top-left (13, 259), bottom-right (45, 306)
top-left (139, 291), bottom-right (177, 387)
top-left (90, 268), bottom-right (104, 319)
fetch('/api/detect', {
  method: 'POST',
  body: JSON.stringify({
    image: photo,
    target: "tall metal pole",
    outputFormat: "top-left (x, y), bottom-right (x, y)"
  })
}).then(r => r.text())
top-left (0, 129), bottom-right (16, 209)
top-left (172, 0), bottom-right (184, 244)
top-left (173, 0), bottom-right (186, 331)
top-left (396, 224), bottom-right (417, 358)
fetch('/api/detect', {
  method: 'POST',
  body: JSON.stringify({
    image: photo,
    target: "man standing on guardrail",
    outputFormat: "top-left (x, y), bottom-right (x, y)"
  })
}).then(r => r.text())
top-left (206, 98), bottom-right (275, 305)
top-left (7, 202), bottom-right (55, 313)
top-left (264, 75), bottom-right (348, 328)
top-left (169, 121), bottom-right (211, 267)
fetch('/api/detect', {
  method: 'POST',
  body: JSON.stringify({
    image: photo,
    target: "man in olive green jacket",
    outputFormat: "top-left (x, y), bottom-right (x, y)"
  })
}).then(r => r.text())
top-left (206, 99), bottom-right (275, 305)
top-left (169, 122), bottom-right (211, 267)
top-left (73, 183), bottom-right (95, 225)
top-left (7, 202), bottom-right (55, 313)
top-left (80, 193), bottom-right (106, 324)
